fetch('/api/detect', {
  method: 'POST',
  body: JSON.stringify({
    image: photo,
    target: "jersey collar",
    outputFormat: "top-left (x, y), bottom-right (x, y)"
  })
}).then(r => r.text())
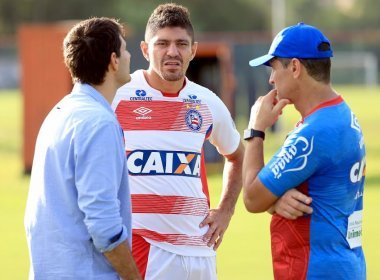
top-left (296, 95), bottom-right (344, 127)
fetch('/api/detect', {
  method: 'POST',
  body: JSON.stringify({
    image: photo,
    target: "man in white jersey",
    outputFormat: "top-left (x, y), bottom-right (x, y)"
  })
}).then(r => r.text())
top-left (112, 3), bottom-right (244, 279)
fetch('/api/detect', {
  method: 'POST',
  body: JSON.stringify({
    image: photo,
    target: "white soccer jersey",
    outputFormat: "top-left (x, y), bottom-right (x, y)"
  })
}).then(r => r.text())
top-left (112, 70), bottom-right (240, 256)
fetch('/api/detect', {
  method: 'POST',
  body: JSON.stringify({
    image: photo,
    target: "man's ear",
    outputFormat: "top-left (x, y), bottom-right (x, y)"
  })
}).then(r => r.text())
top-left (140, 41), bottom-right (149, 61)
top-left (190, 41), bottom-right (198, 61)
top-left (109, 52), bottom-right (118, 71)
top-left (291, 58), bottom-right (302, 78)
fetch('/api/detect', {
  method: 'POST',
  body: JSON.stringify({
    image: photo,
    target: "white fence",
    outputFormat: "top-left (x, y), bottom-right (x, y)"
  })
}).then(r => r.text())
top-left (332, 51), bottom-right (378, 87)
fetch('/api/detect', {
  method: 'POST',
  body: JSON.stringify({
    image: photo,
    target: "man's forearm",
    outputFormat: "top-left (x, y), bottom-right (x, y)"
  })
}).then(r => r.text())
top-left (103, 240), bottom-right (141, 280)
top-left (199, 143), bottom-right (244, 250)
top-left (242, 90), bottom-right (290, 212)
top-left (218, 143), bottom-right (244, 212)
top-left (242, 137), bottom-right (270, 212)
top-left (242, 137), bottom-right (265, 190)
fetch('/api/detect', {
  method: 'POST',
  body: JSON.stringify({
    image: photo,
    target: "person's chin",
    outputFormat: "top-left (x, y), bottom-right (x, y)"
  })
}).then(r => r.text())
top-left (162, 71), bottom-right (183, 82)
top-left (119, 74), bottom-right (131, 86)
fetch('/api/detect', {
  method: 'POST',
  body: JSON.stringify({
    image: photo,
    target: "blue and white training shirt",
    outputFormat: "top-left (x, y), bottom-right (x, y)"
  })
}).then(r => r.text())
top-left (259, 96), bottom-right (366, 280)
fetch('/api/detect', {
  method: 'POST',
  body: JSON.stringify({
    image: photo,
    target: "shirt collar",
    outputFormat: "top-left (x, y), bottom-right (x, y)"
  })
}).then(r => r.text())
top-left (296, 95), bottom-right (344, 127)
top-left (71, 83), bottom-right (113, 114)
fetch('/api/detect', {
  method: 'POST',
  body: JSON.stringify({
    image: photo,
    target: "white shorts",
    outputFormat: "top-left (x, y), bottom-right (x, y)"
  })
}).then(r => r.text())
top-left (133, 234), bottom-right (217, 280)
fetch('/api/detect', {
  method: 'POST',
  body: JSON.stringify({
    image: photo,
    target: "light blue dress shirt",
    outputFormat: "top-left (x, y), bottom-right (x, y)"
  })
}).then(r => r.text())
top-left (24, 83), bottom-right (132, 279)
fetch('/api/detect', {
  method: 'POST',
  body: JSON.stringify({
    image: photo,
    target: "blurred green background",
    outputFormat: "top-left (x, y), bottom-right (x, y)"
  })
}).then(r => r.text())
top-left (1, 0), bottom-right (380, 34)
top-left (1, 0), bottom-right (379, 279)
top-left (1, 0), bottom-right (380, 91)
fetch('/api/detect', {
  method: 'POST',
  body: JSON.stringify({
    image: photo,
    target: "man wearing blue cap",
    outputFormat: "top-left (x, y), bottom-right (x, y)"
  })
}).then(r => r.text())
top-left (242, 23), bottom-right (366, 279)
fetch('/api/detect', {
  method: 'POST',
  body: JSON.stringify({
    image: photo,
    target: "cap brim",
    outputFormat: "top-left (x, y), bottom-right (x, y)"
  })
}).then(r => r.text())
top-left (249, 54), bottom-right (274, 67)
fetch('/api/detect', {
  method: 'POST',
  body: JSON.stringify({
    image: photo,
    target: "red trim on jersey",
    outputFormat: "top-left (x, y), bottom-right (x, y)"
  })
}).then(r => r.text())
top-left (307, 95), bottom-right (343, 117)
top-left (132, 233), bottom-right (150, 279)
top-left (132, 194), bottom-right (209, 216)
top-left (205, 124), bottom-right (213, 140)
top-left (270, 182), bottom-right (310, 279)
top-left (296, 95), bottom-right (344, 126)
top-left (160, 79), bottom-right (186, 97)
top-left (115, 100), bottom-right (212, 133)
top-left (161, 91), bottom-right (180, 97)
top-left (200, 149), bottom-right (210, 207)
top-left (133, 229), bottom-right (208, 246)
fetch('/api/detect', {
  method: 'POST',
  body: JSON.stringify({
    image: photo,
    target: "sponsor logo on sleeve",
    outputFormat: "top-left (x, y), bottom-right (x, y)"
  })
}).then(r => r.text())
top-left (270, 136), bottom-right (314, 179)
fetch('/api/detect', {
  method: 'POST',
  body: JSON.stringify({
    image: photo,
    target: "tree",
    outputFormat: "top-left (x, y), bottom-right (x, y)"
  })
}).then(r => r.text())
top-left (1, 0), bottom-right (380, 37)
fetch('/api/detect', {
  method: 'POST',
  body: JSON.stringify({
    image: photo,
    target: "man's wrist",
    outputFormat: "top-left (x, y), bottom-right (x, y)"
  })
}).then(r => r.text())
top-left (243, 128), bottom-right (265, 141)
top-left (248, 120), bottom-right (266, 132)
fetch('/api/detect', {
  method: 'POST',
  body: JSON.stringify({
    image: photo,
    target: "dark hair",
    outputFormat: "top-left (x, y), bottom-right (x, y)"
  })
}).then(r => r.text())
top-left (63, 17), bottom-right (125, 85)
top-left (276, 57), bottom-right (331, 83)
top-left (145, 3), bottom-right (194, 43)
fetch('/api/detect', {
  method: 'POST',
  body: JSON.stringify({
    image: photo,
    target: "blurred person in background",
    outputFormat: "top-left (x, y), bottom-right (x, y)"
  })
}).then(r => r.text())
top-left (242, 22), bottom-right (366, 279)
top-left (112, 3), bottom-right (244, 279)
top-left (24, 17), bottom-right (141, 280)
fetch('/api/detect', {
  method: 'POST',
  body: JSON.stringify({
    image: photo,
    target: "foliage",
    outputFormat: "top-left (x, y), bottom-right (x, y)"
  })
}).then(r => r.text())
top-left (286, 0), bottom-right (380, 31)
top-left (1, 0), bottom-right (380, 36)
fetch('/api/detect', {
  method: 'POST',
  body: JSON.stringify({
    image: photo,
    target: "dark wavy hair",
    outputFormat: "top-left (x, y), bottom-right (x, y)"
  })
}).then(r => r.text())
top-left (276, 41), bottom-right (331, 84)
top-left (277, 57), bottom-right (331, 84)
top-left (63, 17), bottom-right (125, 85)
top-left (145, 3), bottom-right (194, 43)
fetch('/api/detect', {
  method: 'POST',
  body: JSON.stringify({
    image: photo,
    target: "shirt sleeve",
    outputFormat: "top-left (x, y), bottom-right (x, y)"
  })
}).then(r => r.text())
top-left (207, 95), bottom-right (240, 156)
top-left (75, 119), bottom-right (128, 253)
top-left (258, 128), bottom-right (323, 197)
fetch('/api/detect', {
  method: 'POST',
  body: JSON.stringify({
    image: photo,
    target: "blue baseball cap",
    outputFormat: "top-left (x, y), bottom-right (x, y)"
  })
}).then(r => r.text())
top-left (249, 22), bottom-right (333, 67)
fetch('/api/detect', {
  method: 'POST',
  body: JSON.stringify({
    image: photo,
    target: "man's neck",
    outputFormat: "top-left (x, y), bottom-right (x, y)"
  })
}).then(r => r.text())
top-left (92, 82), bottom-right (117, 105)
top-left (143, 70), bottom-right (185, 94)
top-left (295, 83), bottom-right (338, 117)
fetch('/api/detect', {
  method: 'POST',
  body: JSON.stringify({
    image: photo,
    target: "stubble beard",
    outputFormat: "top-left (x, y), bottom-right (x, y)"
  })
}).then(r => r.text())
top-left (161, 71), bottom-right (184, 82)
top-left (160, 57), bottom-right (186, 81)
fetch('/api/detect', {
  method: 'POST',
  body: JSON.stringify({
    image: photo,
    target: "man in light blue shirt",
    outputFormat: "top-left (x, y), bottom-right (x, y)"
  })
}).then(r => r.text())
top-left (24, 17), bottom-right (141, 280)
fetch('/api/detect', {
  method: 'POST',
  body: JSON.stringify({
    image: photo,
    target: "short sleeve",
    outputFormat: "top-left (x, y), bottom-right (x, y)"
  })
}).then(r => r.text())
top-left (207, 95), bottom-right (240, 156)
top-left (259, 129), bottom-right (322, 197)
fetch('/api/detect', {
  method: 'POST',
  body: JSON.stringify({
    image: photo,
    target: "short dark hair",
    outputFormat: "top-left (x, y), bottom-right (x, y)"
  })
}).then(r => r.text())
top-left (63, 17), bottom-right (125, 85)
top-left (276, 57), bottom-right (331, 83)
top-left (145, 3), bottom-right (194, 43)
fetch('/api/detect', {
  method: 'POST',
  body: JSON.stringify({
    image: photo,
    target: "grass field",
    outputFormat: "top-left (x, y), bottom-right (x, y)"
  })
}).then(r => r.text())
top-left (0, 86), bottom-right (379, 279)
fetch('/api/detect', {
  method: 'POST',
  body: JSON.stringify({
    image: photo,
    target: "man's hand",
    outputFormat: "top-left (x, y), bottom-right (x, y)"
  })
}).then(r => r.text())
top-left (103, 240), bottom-right (142, 280)
top-left (248, 89), bottom-right (290, 131)
top-left (199, 208), bottom-right (233, 251)
top-left (273, 188), bottom-right (313, 220)
top-left (201, 143), bottom-right (243, 250)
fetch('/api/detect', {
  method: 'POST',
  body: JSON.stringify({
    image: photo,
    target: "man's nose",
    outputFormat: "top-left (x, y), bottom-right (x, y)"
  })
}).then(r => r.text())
top-left (269, 71), bottom-right (275, 85)
top-left (167, 43), bottom-right (179, 57)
